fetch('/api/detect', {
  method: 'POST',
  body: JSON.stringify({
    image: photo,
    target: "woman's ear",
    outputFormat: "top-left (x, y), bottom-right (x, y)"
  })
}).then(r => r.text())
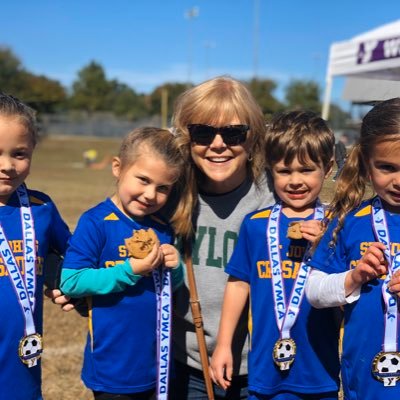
top-left (112, 157), bottom-right (122, 179)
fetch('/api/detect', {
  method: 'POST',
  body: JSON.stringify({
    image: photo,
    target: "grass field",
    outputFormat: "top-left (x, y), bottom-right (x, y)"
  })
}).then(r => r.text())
top-left (27, 135), bottom-right (338, 400)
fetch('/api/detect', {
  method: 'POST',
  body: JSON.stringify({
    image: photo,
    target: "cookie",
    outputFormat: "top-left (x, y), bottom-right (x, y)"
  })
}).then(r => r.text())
top-left (287, 221), bottom-right (303, 240)
top-left (125, 228), bottom-right (158, 259)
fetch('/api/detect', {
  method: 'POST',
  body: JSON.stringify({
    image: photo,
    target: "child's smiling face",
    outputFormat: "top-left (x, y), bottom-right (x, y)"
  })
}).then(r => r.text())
top-left (111, 146), bottom-right (178, 219)
top-left (368, 140), bottom-right (400, 214)
top-left (271, 155), bottom-right (332, 216)
top-left (0, 116), bottom-right (34, 205)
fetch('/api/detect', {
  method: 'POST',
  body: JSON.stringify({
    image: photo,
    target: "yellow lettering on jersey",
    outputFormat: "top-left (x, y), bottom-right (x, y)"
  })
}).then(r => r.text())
top-left (349, 260), bottom-right (357, 269)
top-left (360, 241), bottom-right (400, 257)
top-left (292, 261), bottom-right (301, 279)
top-left (281, 260), bottom-right (293, 278)
top-left (119, 245), bottom-right (128, 258)
top-left (104, 260), bottom-right (125, 268)
top-left (11, 240), bottom-right (24, 253)
top-left (257, 260), bottom-right (302, 279)
top-left (0, 255), bottom-right (44, 277)
top-left (257, 260), bottom-right (271, 278)
top-left (359, 242), bottom-right (372, 255)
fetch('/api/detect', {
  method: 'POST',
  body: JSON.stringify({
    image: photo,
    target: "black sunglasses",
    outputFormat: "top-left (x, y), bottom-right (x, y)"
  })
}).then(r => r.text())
top-left (187, 124), bottom-right (249, 146)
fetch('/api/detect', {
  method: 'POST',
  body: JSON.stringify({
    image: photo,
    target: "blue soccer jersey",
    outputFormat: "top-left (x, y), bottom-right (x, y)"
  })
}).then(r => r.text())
top-left (62, 198), bottom-right (174, 394)
top-left (0, 189), bottom-right (70, 400)
top-left (226, 206), bottom-right (340, 396)
top-left (309, 197), bottom-right (400, 400)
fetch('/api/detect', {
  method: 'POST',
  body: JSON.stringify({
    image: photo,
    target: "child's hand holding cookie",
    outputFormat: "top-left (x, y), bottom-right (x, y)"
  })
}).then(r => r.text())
top-left (287, 220), bottom-right (323, 243)
top-left (125, 228), bottom-right (163, 275)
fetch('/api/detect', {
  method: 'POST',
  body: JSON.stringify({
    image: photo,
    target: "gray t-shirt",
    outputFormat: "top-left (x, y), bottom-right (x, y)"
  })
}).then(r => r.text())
top-left (173, 176), bottom-right (275, 375)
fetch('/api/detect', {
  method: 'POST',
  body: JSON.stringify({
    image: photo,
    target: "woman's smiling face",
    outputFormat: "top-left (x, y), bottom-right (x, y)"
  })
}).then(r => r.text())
top-left (190, 118), bottom-right (251, 194)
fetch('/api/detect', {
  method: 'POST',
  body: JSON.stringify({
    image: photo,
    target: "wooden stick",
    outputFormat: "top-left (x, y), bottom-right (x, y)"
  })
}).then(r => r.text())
top-left (184, 240), bottom-right (215, 400)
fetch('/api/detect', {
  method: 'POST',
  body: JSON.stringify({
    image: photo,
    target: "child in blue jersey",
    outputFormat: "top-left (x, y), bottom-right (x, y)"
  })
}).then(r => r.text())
top-left (60, 127), bottom-right (193, 400)
top-left (0, 93), bottom-right (71, 400)
top-left (306, 98), bottom-right (400, 400)
top-left (211, 111), bottom-right (340, 399)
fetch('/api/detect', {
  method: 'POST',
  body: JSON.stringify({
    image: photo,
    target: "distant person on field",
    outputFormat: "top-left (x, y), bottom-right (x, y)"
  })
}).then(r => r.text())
top-left (332, 134), bottom-right (348, 181)
top-left (306, 98), bottom-right (400, 399)
top-left (210, 111), bottom-right (340, 399)
top-left (0, 92), bottom-right (71, 400)
top-left (60, 127), bottom-right (193, 400)
top-left (83, 149), bottom-right (98, 166)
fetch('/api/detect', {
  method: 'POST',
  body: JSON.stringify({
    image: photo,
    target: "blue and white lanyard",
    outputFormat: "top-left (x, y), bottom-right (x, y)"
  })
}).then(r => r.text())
top-left (267, 201), bottom-right (324, 339)
top-left (371, 197), bottom-right (400, 353)
top-left (0, 185), bottom-right (37, 337)
top-left (153, 266), bottom-right (172, 400)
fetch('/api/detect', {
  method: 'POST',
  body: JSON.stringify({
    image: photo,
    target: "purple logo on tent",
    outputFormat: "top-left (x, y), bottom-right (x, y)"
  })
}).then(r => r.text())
top-left (357, 36), bottom-right (400, 64)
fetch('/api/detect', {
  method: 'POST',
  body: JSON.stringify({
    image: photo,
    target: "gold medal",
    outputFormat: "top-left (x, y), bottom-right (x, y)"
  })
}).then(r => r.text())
top-left (372, 351), bottom-right (400, 386)
top-left (272, 338), bottom-right (296, 371)
top-left (18, 333), bottom-right (43, 368)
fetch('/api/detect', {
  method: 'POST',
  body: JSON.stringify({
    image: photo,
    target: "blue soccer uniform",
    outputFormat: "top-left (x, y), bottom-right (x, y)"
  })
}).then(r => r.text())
top-left (309, 197), bottom-right (400, 400)
top-left (61, 198), bottom-right (178, 394)
top-left (226, 206), bottom-right (340, 397)
top-left (0, 189), bottom-right (70, 400)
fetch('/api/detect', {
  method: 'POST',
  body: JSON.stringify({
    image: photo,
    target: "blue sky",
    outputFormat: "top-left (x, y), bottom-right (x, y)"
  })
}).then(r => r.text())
top-left (1, 1), bottom-right (399, 109)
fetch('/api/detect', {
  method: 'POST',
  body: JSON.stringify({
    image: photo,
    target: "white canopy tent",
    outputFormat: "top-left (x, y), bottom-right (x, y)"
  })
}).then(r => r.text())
top-left (322, 20), bottom-right (400, 119)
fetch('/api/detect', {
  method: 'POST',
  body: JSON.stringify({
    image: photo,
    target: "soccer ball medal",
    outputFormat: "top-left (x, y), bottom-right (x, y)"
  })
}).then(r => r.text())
top-left (372, 351), bottom-right (400, 386)
top-left (18, 333), bottom-right (43, 367)
top-left (273, 338), bottom-right (296, 371)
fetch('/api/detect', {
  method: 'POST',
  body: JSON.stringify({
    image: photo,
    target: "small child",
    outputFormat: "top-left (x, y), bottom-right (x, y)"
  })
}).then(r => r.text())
top-left (210, 111), bottom-right (340, 399)
top-left (306, 98), bottom-right (400, 399)
top-left (60, 127), bottom-right (193, 400)
top-left (0, 93), bottom-right (70, 399)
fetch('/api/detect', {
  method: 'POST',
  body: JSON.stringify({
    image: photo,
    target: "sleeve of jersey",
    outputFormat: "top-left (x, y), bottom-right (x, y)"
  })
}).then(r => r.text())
top-left (60, 211), bottom-right (137, 297)
top-left (48, 198), bottom-right (71, 254)
top-left (60, 261), bottom-right (142, 297)
top-left (61, 253), bottom-right (184, 296)
top-left (225, 216), bottom-right (252, 282)
top-left (307, 216), bottom-right (347, 274)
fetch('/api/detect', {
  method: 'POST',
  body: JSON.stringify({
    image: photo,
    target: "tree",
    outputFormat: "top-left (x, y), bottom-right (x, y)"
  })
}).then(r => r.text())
top-left (19, 73), bottom-right (67, 113)
top-left (148, 83), bottom-right (189, 121)
top-left (0, 47), bottom-right (26, 95)
top-left (285, 79), bottom-right (321, 113)
top-left (108, 81), bottom-right (148, 120)
top-left (70, 61), bottom-right (112, 113)
top-left (247, 78), bottom-right (283, 118)
top-left (0, 47), bottom-right (66, 112)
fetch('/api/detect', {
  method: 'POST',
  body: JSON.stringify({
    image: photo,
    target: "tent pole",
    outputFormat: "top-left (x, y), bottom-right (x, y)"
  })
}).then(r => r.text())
top-left (322, 75), bottom-right (333, 120)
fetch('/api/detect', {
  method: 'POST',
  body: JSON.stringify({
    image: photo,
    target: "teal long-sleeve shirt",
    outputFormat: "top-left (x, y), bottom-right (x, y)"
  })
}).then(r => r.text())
top-left (60, 258), bottom-right (184, 297)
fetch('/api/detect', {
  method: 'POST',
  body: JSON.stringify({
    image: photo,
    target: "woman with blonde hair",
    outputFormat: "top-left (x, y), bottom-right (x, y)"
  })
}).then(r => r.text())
top-left (171, 76), bottom-right (274, 399)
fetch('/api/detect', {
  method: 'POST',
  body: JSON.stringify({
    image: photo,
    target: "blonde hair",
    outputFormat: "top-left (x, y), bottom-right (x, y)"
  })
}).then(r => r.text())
top-left (118, 127), bottom-right (194, 239)
top-left (327, 97), bottom-right (400, 246)
top-left (172, 76), bottom-right (267, 187)
top-left (265, 110), bottom-right (334, 171)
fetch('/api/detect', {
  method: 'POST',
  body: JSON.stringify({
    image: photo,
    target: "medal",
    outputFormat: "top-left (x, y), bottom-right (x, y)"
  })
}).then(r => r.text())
top-left (18, 333), bottom-right (43, 367)
top-left (272, 338), bottom-right (297, 371)
top-left (0, 185), bottom-right (39, 368)
top-left (267, 201), bottom-right (325, 371)
top-left (370, 197), bottom-right (400, 386)
top-left (372, 351), bottom-right (400, 387)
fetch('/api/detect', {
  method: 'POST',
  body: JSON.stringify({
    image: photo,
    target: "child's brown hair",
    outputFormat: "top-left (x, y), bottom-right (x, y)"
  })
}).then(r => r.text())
top-left (265, 110), bottom-right (335, 172)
